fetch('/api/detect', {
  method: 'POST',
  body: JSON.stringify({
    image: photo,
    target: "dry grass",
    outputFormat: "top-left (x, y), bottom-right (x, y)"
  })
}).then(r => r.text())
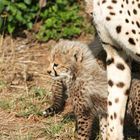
top-left (0, 35), bottom-right (79, 140)
top-left (0, 34), bottom-right (138, 140)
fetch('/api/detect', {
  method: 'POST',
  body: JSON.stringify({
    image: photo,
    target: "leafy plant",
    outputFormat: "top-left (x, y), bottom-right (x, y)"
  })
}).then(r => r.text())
top-left (0, 0), bottom-right (39, 33)
top-left (0, 0), bottom-right (93, 41)
top-left (37, 0), bottom-right (83, 41)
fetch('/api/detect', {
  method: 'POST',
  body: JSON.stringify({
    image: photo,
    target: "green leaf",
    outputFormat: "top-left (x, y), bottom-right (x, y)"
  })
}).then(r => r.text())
top-left (0, 17), bottom-right (3, 29)
top-left (8, 15), bottom-right (14, 22)
top-left (63, 26), bottom-right (81, 37)
top-left (45, 18), bottom-right (54, 28)
top-left (8, 4), bottom-right (17, 15)
top-left (1, 0), bottom-right (9, 5)
top-left (16, 11), bottom-right (24, 22)
top-left (8, 23), bottom-right (15, 33)
top-left (52, 5), bottom-right (58, 12)
top-left (70, 27), bottom-right (81, 34)
top-left (17, 3), bottom-right (27, 10)
top-left (0, 2), bottom-right (4, 13)
top-left (27, 22), bottom-right (32, 29)
top-left (56, 0), bottom-right (63, 3)
top-left (24, 0), bottom-right (32, 5)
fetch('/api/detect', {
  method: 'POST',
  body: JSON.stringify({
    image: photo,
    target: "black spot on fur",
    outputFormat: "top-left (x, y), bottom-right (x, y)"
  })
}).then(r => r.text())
top-left (138, 3), bottom-right (140, 8)
top-left (110, 115), bottom-right (113, 120)
top-left (136, 21), bottom-right (140, 28)
top-left (125, 89), bottom-right (130, 96)
top-left (126, 0), bottom-right (129, 4)
top-left (116, 63), bottom-right (125, 70)
top-left (116, 82), bottom-right (124, 88)
top-left (108, 101), bottom-right (112, 106)
top-left (106, 17), bottom-right (111, 21)
top-left (132, 29), bottom-right (136, 34)
top-left (125, 19), bottom-right (129, 23)
top-left (128, 38), bottom-right (136, 45)
top-left (110, 12), bottom-right (115, 15)
top-left (108, 80), bottom-right (114, 87)
top-left (112, 0), bottom-right (117, 3)
top-left (107, 6), bottom-right (113, 9)
top-left (106, 58), bottom-right (114, 65)
top-left (114, 112), bottom-right (117, 119)
top-left (127, 10), bottom-right (131, 16)
top-left (102, 0), bottom-right (106, 4)
top-left (133, 9), bottom-right (137, 15)
top-left (116, 26), bottom-right (121, 33)
top-left (115, 98), bottom-right (119, 103)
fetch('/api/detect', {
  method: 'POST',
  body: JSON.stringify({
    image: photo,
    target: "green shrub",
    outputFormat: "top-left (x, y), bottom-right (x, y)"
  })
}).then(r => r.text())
top-left (0, 0), bottom-right (92, 41)
top-left (0, 0), bottom-right (39, 33)
top-left (37, 0), bottom-right (82, 41)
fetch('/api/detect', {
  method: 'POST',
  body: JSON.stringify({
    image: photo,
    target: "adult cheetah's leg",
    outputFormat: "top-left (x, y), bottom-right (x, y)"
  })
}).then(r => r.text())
top-left (105, 46), bottom-right (131, 139)
top-left (99, 115), bottom-right (108, 140)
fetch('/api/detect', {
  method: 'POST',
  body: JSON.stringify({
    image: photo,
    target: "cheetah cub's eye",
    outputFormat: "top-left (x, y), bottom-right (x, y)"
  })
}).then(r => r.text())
top-left (54, 63), bottom-right (58, 67)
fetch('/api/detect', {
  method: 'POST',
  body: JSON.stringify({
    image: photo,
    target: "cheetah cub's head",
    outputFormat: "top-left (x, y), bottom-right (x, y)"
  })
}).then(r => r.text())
top-left (47, 40), bottom-right (85, 80)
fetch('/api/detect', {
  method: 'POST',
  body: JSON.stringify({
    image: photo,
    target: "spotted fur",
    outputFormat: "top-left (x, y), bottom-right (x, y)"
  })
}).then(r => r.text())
top-left (84, 0), bottom-right (140, 139)
top-left (128, 78), bottom-right (140, 130)
top-left (43, 40), bottom-right (108, 139)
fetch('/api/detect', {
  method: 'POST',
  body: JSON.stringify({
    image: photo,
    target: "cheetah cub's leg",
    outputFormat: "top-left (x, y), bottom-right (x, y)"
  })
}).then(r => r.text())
top-left (129, 79), bottom-right (140, 130)
top-left (43, 80), bottom-right (66, 117)
top-left (75, 114), bottom-right (93, 140)
top-left (73, 97), bottom-right (93, 140)
top-left (105, 46), bottom-right (131, 139)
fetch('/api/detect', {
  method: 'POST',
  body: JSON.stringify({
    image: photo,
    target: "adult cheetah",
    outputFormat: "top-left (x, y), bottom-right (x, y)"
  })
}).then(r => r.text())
top-left (85, 0), bottom-right (140, 139)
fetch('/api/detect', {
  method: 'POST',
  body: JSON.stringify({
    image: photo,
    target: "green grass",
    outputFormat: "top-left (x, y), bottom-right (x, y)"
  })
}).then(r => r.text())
top-left (0, 85), bottom-right (75, 139)
top-left (41, 117), bottom-right (75, 139)
top-left (13, 86), bottom-right (50, 118)
top-left (0, 84), bottom-right (138, 140)
top-left (0, 86), bottom-right (51, 117)
top-left (0, 100), bottom-right (11, 110)
top-left (0, 80), bottom-right (7, 89)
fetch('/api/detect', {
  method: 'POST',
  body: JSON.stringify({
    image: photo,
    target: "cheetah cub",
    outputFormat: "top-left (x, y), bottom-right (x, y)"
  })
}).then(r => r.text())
top-left (44, 40), bottom-right (108, 139)
top-left (43, 40), bottom-right (140, 139)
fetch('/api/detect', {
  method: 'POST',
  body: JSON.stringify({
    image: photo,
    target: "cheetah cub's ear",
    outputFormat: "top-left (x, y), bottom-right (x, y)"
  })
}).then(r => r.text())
top-left (73, 50), bottom-right (83, 63)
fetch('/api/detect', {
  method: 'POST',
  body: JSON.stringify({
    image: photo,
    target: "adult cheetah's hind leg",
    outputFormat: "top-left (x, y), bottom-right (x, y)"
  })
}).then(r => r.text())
top-left (104, 46), bottom-right (131, 139)
top-left (99, 115), bottom-right (108, 140)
